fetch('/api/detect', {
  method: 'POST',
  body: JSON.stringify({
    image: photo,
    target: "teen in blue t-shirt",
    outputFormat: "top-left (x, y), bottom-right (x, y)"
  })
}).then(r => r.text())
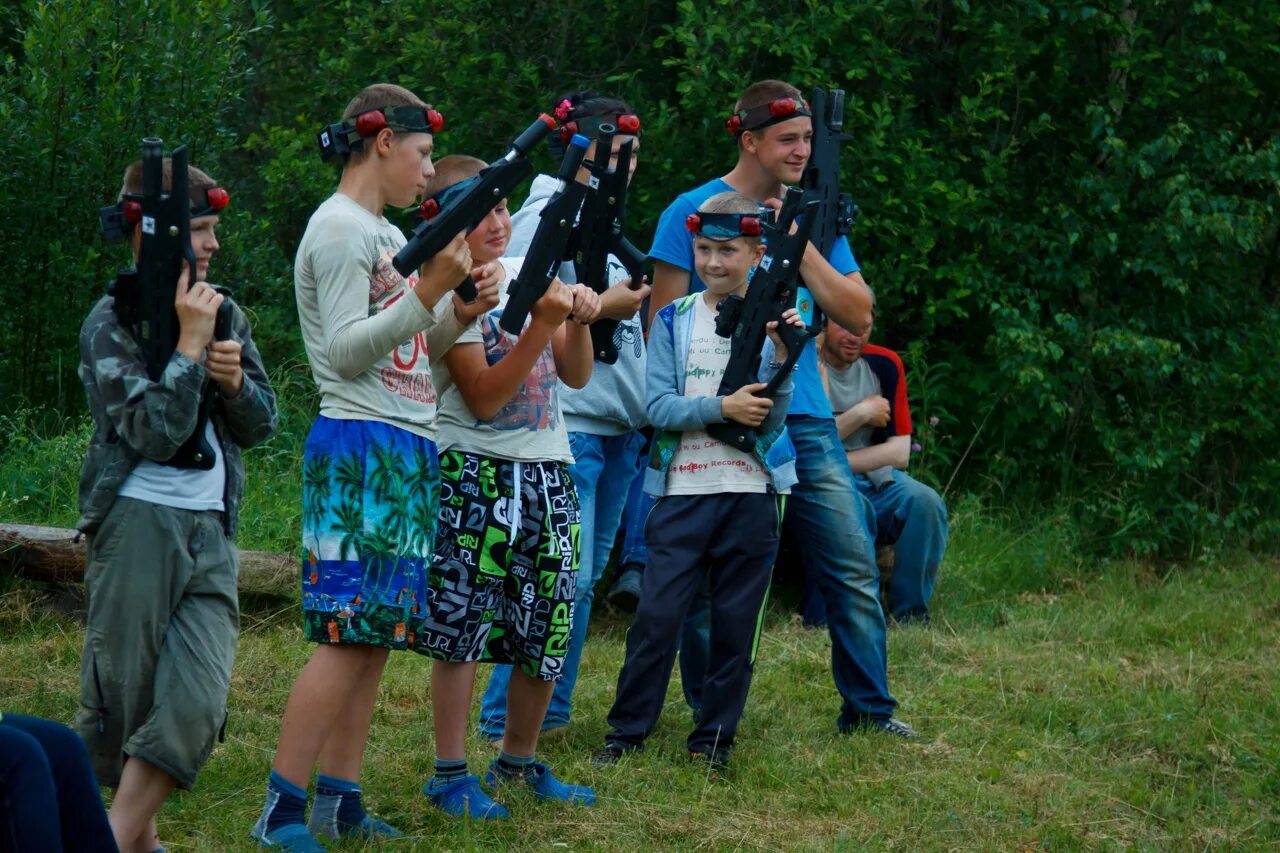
top-left (642, 79), bottom-right (918, 739)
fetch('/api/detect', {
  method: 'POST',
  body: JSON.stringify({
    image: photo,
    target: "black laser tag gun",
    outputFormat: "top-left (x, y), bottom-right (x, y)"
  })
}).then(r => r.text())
top-left (393, 114), bottom-right (559, 303)
top-left (499, 133), bottom-right (593, 335)
top-left (570, 123), bottom-right (648, 363)
top-left (705, 188), bottom-right (819, 454)
top-left (795, 87), bottom-right (859, 331)
top-left (100, 137), bottom-right (232, 470)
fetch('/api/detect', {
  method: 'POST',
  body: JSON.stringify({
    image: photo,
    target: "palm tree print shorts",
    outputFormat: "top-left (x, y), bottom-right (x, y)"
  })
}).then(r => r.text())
top-left (416, 450), bottom-right (580, 681)
top-left (300, 416), bottom-right (439, 649)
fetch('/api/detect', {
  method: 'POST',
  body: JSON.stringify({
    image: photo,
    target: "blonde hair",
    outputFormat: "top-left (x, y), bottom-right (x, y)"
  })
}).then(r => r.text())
top-left (425, 154), bottom-right (486, 197)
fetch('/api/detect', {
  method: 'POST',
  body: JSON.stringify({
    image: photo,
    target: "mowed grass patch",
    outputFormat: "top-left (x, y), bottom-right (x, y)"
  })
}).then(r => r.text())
top-left (2, 516), bottom-right (1277, 851)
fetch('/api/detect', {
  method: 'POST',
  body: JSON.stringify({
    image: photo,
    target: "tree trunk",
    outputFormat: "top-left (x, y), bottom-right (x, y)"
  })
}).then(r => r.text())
top-left (0, 523), bottom-right (295, 597)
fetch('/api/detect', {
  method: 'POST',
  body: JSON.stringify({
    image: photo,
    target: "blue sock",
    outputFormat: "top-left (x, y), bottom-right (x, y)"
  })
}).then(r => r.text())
top-left (256, 769), bottom-right (308, 836)
top-left (432, 757), bottom-right (468, 786)
top-left (494, 751), bottom-right (535, 779)
top-left (310, 774), bottom-right (365, 835)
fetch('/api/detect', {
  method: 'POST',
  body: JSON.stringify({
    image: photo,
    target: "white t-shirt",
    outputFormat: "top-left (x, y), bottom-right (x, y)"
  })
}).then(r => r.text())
top-left (664, 297), bottom-right (771, 495)
top-left (117, 420), bottom-right (225, 511)
top-left (433, 258), bottom-right (573, 463)
top-left (294, 193), bottom-right (446, 438)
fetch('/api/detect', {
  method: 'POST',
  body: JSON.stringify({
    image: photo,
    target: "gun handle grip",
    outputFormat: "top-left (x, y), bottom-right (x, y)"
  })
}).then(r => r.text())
top-left (455, 274), bottom-right (477, 304)
top-left (214, 300), bottom-right (233, 341)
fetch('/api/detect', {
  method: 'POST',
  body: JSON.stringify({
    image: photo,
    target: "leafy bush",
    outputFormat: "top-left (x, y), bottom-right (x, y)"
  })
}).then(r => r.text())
top-left (1, 0), bottom-right (1276, 558)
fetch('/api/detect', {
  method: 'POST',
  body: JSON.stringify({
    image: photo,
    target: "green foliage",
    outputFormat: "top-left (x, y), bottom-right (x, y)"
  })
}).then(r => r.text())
top-left (1, 0), bottom-right (1278, 557)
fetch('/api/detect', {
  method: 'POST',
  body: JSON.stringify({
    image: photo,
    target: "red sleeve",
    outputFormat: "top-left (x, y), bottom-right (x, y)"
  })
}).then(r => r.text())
top-left (864, 345), bottom-right (912, 437)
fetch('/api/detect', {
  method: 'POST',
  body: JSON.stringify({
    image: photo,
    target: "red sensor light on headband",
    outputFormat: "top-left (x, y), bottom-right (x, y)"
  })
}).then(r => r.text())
top-left (739, 216), bottom-right (762, 236)
top-left (616, 114), bottom-right (641, 134)
top-left (419, 198), bottom-right (440, 221)
top-left (123, 201), bottom-right (142, 225)
top-left (354, 110), bottom-right (387, 137)
top-left (206, 187), bottom-right (230, 211)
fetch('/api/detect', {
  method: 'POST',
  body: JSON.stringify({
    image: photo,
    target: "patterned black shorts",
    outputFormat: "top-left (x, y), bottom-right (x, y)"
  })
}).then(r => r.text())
top-left (414, 451), bottom-right (581, 680)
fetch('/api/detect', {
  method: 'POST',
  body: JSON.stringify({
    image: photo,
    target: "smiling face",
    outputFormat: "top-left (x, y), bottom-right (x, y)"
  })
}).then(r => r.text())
top-left (381, 130), bottom-right (436, 209)
top-left (189, 215), bottom-right (220, 281)
top-left (742, 115), bottom-right (813, 184)
top-left (693, 234), bottom-right (764, 297)
top-left (465, 199), bottom-right (512, 263)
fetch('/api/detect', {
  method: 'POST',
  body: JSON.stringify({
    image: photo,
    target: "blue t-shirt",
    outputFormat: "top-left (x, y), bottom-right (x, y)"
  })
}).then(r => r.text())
top-left (649, 177), bottom-right (860, 419)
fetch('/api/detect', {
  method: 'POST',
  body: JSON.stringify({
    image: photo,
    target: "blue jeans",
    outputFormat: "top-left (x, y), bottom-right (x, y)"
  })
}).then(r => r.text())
top-left (479, 430), bottom-right (645, 738)
top-left (786, 416), bottom-right (897, 725)
top-left (855, 470), bottom-right (948, 619)
top-left (617, 460), bottom-right (710, 714)
top-left (0, 713), bottom-right (118, 853)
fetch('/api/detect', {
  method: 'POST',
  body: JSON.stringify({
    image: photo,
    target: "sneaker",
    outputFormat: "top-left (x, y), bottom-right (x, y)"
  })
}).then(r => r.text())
top-left (839, 716), bottom-right (921, 738)
top-left (590, 742), bottom-right (639, 767)
top-left (688, 747), bottom-right (731, 772)
top-left (250, 823), bottom-right (326, 852)
top-left (423, 774), bottom-right (510, 821)
top-left (486, 760), bottom-right (596, 806)
top-left (607, 567), bottom-right (644, 613)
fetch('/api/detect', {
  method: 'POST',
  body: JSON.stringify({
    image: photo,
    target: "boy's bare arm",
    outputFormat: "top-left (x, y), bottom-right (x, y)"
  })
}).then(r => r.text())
top-left (798, 247), bottom-right (873, 331)
top-left (846, 434), bottom-right (911, 473)
top-left (445, 321), bottom-right (559, 422)
top-left (648, 261), bottom-right (690, 328)
top-left (552, 285), bottom-right (599, 389)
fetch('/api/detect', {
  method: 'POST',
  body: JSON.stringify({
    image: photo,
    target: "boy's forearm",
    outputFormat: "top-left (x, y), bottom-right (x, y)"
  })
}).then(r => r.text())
top-left (325, 290), bottom-right (435, 380)
top-left (835, 406), bottom-right (868, 440)
top-left (104, 354), bottom-right (206, 460)
top-left (799, 249), bottom-right (872, 330)
top-left (425, 298), bottom-right (468, 361)
top-left (554, 322), bottom-right (593, 388)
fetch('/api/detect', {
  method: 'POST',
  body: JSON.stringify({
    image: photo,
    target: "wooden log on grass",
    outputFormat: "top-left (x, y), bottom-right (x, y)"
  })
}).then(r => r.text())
top-left (0, 523), bottom-right (296, 597)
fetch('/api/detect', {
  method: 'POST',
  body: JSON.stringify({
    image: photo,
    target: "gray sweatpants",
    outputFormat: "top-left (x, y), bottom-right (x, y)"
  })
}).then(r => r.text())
top-left (75, 497), bottom-right (239, 790)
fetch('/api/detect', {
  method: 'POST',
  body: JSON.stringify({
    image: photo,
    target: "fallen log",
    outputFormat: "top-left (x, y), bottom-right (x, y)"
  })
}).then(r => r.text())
top-left (0, 523), bottom-right (296, 597)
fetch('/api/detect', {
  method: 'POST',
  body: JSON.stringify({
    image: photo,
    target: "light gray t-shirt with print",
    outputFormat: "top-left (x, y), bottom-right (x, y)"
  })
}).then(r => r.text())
top-left (433, 257), bottom-right (574, 463)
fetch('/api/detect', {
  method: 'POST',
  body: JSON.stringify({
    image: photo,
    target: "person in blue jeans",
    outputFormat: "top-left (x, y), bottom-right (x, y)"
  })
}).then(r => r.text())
top-left (0, 712), bottom-right (118, 853)
top-left (478, 90), bottom-right (651, 741)
top-left (815, 313), bottom-right (948, 624)
top-left (645, 78), bottom-right (917, 737)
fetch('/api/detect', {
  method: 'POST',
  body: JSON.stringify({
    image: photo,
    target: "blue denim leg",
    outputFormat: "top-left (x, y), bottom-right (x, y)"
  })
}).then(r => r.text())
top-left (619, 457), bottom-right (655, 569)
top-left (478, 431), bottom-right (644, 739)
top-left (787, 416), bottom-right (897, 724)
top-left (856, 470), bottom-right (948, 620)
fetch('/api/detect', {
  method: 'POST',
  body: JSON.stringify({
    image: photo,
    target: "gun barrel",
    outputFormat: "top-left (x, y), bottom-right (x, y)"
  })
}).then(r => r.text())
top-left (829, 89), bottom-right (845, 132)
top-left (557, 134), bottom-right (590, 183)
top-left (511, 114), bottom-right (557, 157)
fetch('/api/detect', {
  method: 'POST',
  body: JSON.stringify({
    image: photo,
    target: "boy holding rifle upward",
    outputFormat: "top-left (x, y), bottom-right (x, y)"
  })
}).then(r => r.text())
top-left (79, 150), bottom-right (277, 853)
top-left (414, 154), bottom-right (601, 820)
top-left (252, 83), bottom-right (487, 851)
top-left (593, 191), bottom-right (802, 772)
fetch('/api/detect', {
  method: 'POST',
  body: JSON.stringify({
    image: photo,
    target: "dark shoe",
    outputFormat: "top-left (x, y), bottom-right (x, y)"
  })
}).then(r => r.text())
top-left (591, 742), bottom-right (639, 766)
top-left (688, 747), bottom-right (731, 773)
top-left (607, 567), bottom-right (644, 613)
top-left (840, 716), bottom-right (920, 738)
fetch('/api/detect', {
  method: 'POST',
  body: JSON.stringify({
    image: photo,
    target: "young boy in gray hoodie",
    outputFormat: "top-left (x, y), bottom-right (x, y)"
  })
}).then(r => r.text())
top-left (477, 91), bottom-right (650, 741)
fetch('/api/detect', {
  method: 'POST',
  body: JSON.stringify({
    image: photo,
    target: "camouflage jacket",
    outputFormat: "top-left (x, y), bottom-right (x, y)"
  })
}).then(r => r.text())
top-left (76, 295), bottom-right (279, 536)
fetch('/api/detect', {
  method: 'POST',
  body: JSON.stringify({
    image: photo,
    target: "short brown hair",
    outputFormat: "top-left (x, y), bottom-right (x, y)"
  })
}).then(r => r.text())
top-left (340, 84), bottom-right (430, 164)
top-left (342, 83), bottom-right (427, 120)
top-left (425, 155), bottom-right (486, 198)
top-left (734, 79), bottom-right (803, 114)
top-left (119, 159), bottom-right (216, 202)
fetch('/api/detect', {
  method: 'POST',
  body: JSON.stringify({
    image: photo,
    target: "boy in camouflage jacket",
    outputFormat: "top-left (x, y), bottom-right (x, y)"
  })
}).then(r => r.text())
top-left (75, 157), bottom-right (277, 853)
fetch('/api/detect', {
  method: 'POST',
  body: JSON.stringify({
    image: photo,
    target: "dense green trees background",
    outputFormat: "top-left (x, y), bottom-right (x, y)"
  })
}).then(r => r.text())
top-left (1, 0), bottom-right (1276, 557)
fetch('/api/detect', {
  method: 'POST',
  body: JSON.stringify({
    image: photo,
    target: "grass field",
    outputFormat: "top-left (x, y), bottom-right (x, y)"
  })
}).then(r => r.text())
top-left (2, 495), bottom-right (1277, 851)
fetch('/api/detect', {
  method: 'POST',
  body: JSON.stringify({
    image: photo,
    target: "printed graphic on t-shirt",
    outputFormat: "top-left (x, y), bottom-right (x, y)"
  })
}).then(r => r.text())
top-left (370, 250), bottom-right (435, 406)
top-left (477, 312), bottom-right (559, 431)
